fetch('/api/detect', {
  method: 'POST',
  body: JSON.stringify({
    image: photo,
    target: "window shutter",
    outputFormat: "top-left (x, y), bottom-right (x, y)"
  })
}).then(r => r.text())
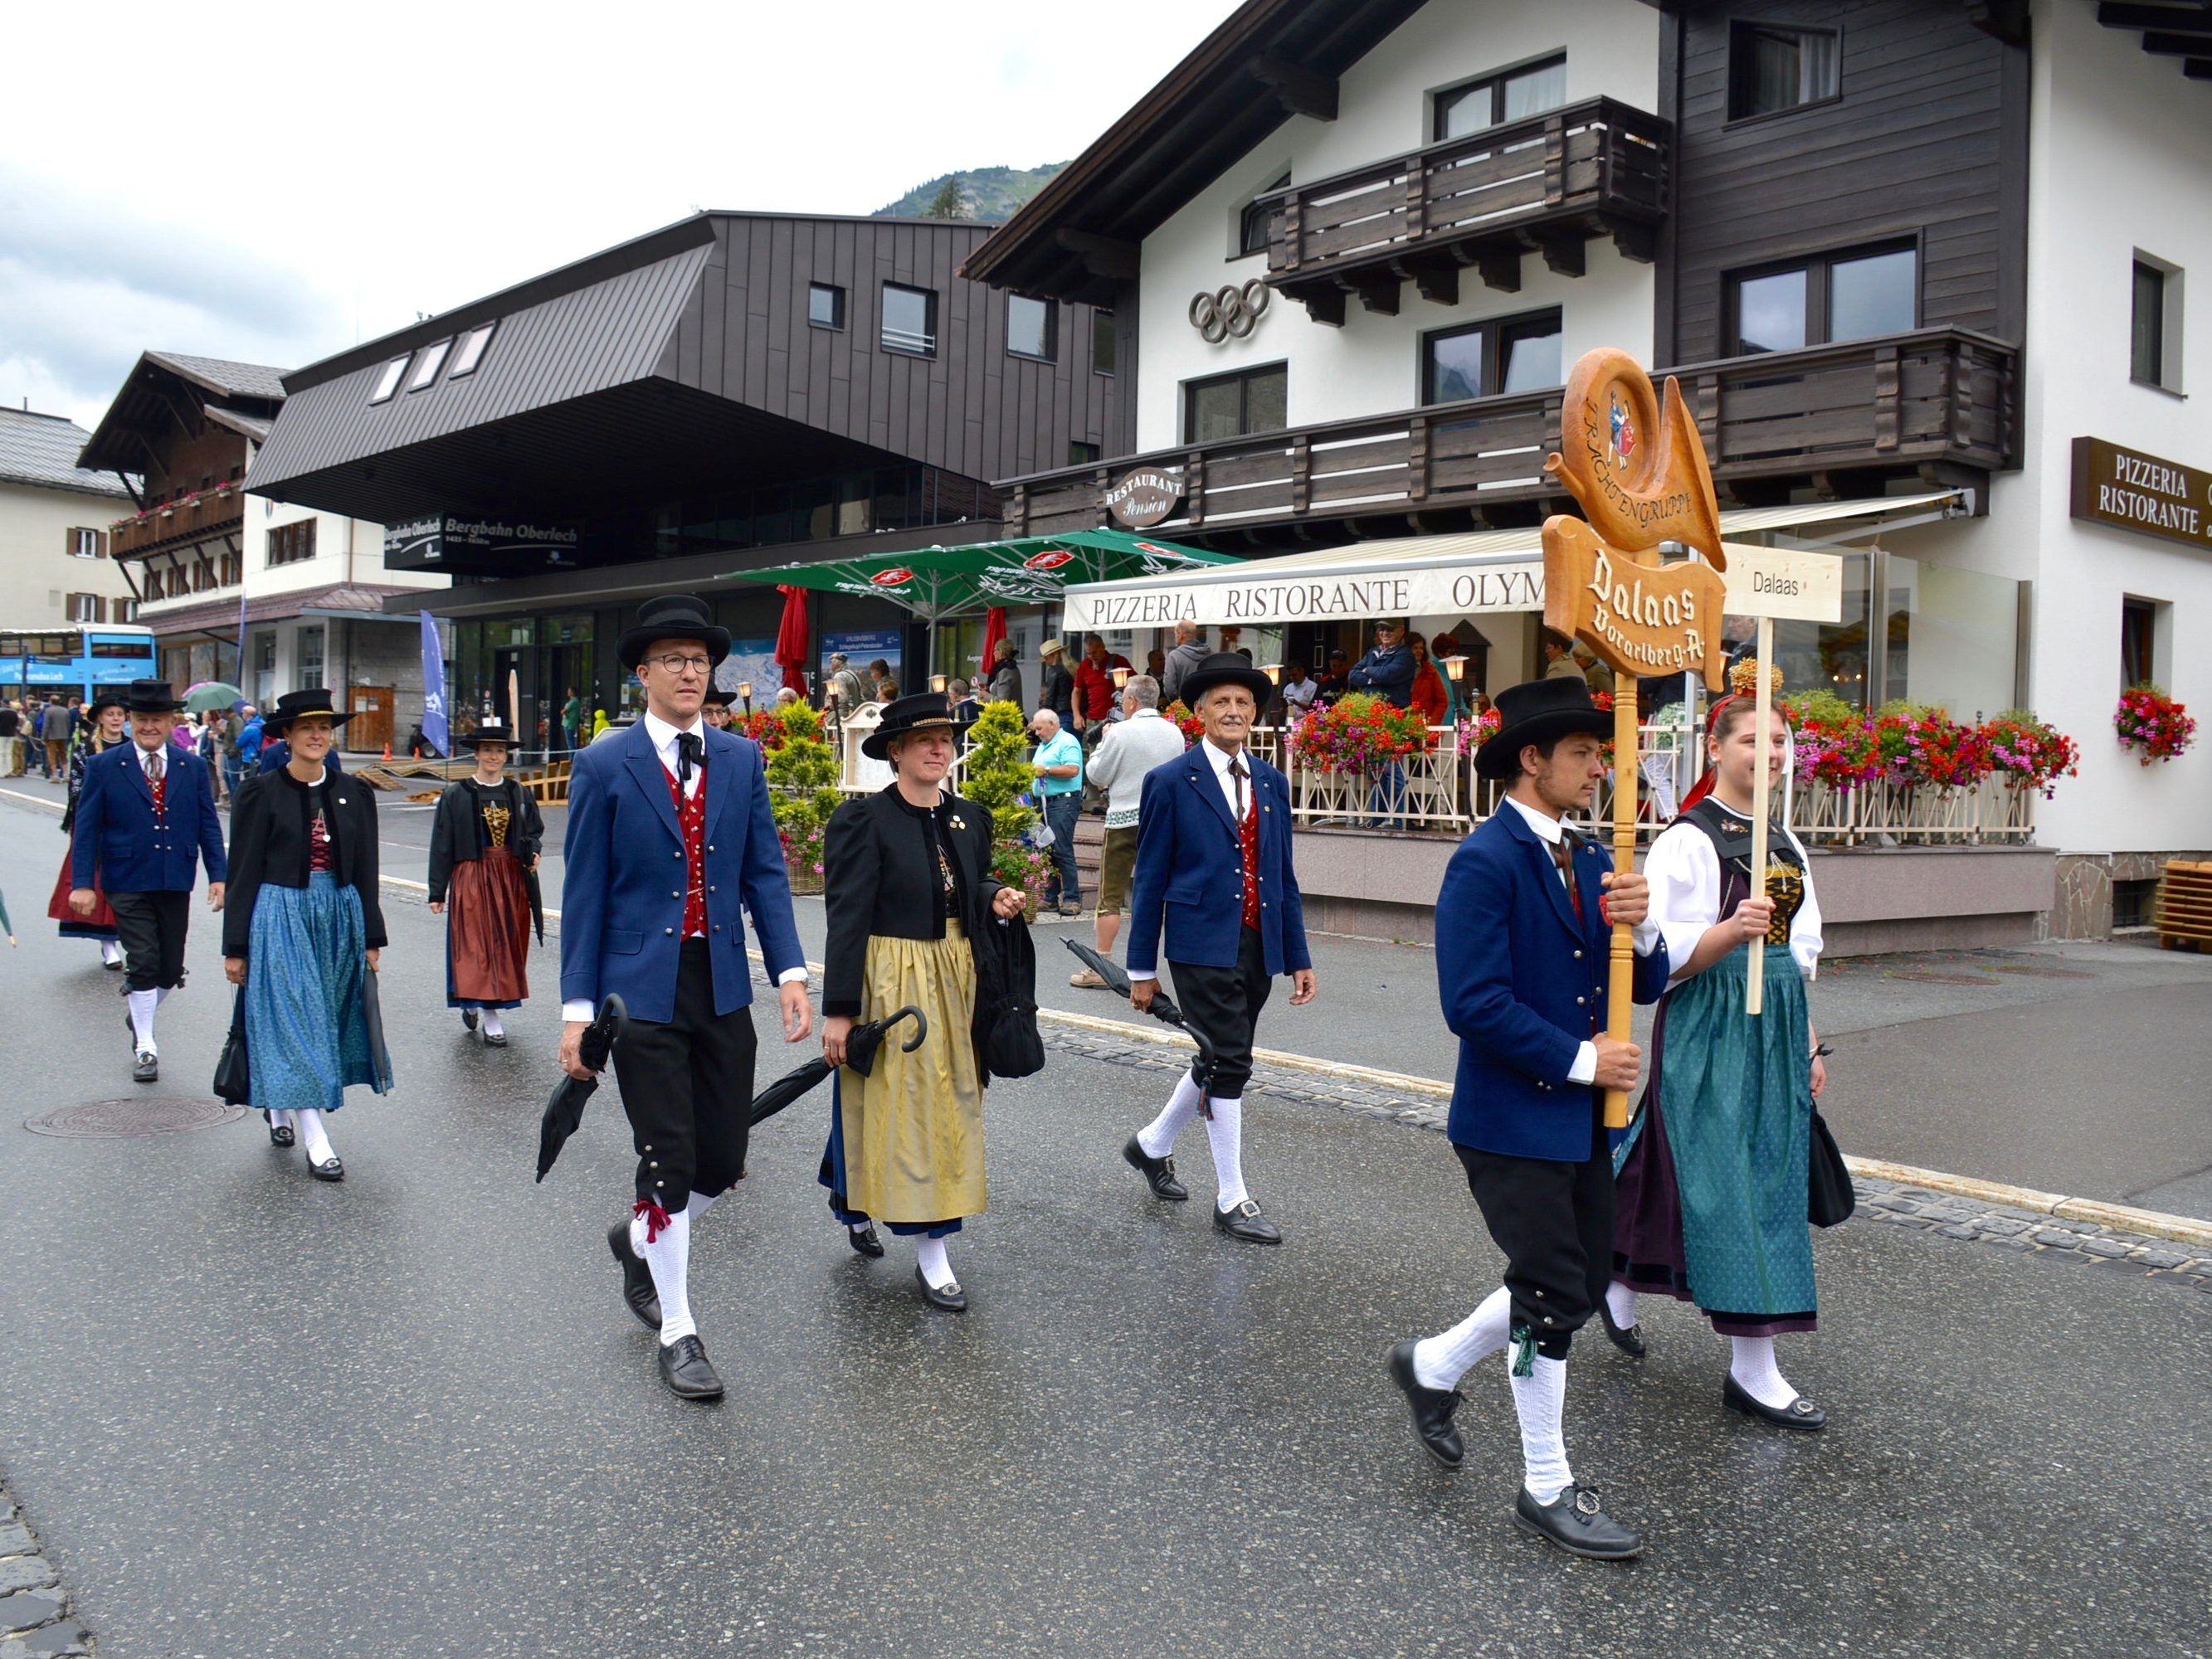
top-left (96, 530), bottom-right (109, 559)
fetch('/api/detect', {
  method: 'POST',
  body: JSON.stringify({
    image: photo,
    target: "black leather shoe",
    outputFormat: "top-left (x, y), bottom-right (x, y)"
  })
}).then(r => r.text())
top-left (1386, 1340), bottom-right (1464, 1469)
top-left (1514, 1485), bottom-right (1644, 1560)
top-left (132, 1050), bottom-right (158, 1084)
top-left (461, 1009), bottom-right (479, 1032)
top-left (607, 1222), bottom-right (663, 1331)
top-left (1599, 1301), bottom-right (1646, 1358)
top-left (263, 1110), bottom-right (295, 1150)
top-left (1213, 1198), bottom-right (1282, 1245)
top-left (846, 1222), bottom-right (884, 1258)
top-left (914, 1265), bottom-right (967, 1311)
top-left (1723, 1374), bottom-right (1826, 1430)
top-left (483, 1030), bottom-right (508, 1048)
top-left (657, 1335), bottom-right (724, 1400)
top-left (1122, 1135), bottom-right (1187, 1200)
top-left (306, 1151), bottom-right (344, 1182)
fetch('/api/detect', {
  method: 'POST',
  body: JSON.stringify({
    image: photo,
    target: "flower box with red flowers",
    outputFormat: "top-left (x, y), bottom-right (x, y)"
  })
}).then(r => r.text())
top-left (1284, 693), bottom-right (1436, 776)
top-left (2114, 685), bottom-right (2196, 766)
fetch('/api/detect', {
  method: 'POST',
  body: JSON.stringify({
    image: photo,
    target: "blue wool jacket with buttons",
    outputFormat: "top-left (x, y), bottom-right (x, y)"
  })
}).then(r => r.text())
top-left (70, 740), bottom-right (227, 894)
top-left (1436, 802), bottom-right (1670, 1163)
top-left (558, 718), bottom-right (805, 1025)
top-left (1125, 742), bottom-right (1310, 978)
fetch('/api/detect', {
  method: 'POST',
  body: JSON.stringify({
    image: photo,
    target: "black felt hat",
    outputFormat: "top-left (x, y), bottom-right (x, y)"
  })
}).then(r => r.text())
top-left (618, 594), bottom-right (730, 672)
top-left (119, 679), bottom-right (186, 714)
top-left (261, 688), bottom-right (354, 733)
top-left (1474, 677), bottom-right (1611, 780)
top-left (700, 684), bottom-right (737, 708)
top-left (86, 686), bottom-right (131, 717)
top-left (862, 691), bottom-right (959, 761)
top-left (1177, 651), bottom-right (1274, 710)
top-left (458, 721), bottom-right (516, 747)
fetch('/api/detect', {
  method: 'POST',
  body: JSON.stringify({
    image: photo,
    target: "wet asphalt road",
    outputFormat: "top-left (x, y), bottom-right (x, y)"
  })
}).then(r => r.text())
top-left (1, 789), bottom-right (2210, 1658)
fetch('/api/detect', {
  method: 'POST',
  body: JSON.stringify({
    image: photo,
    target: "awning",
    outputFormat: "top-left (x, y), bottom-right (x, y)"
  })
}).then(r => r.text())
top-left (1060, 492), bottom-right (1964, 630)
top-left (721, 528), bottom-right (1240, 623)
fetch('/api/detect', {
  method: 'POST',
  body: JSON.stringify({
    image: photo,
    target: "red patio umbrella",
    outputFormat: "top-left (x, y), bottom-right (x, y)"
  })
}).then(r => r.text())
top-left (978, 606), bottom-right (1007, 683)
top-left (773, 585), bottom-right (811, 694)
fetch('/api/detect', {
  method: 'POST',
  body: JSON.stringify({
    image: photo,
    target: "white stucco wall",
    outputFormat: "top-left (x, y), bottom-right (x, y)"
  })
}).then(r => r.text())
top-left (1133, 0), bottom-right (1661, 451)
top-left (0, 479), bottom-right (138, 625)
top-left (242, 492), bottom-right (431, 603)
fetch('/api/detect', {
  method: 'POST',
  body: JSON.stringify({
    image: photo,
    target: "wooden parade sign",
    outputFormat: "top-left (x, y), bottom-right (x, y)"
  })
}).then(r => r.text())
top-left (1542, 518), bottom-right (1728, 690)
top-left (1717, 541), bottom-right (1844, 624)
top-left (1545, 347), bottom-right (1725, 566)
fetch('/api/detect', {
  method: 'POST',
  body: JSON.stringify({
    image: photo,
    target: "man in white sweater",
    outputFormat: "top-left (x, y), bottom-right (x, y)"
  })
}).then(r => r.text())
top-left (1070, 673), bottom-right (1188, 986)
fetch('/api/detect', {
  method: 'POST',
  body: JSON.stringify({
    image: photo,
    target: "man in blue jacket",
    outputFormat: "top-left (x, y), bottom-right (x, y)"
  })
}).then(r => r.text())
top-left (558, 594), bottom-right (813, 1403)
top-left (1121, 652), bottom-right (1315, 1244)
top-left (69, 679), bottom-right (227, 1082)
top-left (1384, 676), bottom-right (1669, 1562)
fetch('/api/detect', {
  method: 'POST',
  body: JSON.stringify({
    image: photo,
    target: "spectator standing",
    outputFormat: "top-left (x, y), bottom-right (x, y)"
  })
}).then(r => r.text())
top-left (824, 653), bottom-right (869, 716)
top-left (986, 638), bottom-right (1023, 706)
top-left (1028, 708), bottom-right (1085, 917)
top-left (1073, 635), bottom-right (1131, 739)
top-left (1408, 633), bottom-right (1450, 727)
top-left (1280, 661), bottom-right (1321, 722)
top-left (1540, 627), bottom-right (1586, 682)
top-left (1348, 620), bottom-right (1416, 828)
top-left (0, 698), bottom-right (19, 777)
top-left (562, 687), bottom-right (583, 752)
top-left (1159, 620), bottom-right (1211, 709)
top-left (46, 695), bottom-right (82, 778)
top-left (1315, 649), bottom-right (1352, 707)
top-left (867, 659), bottom-right (894, 703)
top-left (1037, 639), bottom-right (1077, 729)
top-left (1070, 674), bottom-right (1186, 987)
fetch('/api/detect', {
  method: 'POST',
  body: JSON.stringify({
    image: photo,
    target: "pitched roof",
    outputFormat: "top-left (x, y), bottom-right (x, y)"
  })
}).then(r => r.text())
top-left (0, 407), bottom-right (134, 498)
top-left (76, 350), bottom-right (288, 474)
top-left (142, 352), bottom-right (290, 401)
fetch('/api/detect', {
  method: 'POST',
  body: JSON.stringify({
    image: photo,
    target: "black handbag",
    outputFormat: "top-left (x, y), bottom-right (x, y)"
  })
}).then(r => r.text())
top-left (1808, 1106), bottom-right (1854, 1228)
top-left (972, 912), bottom-right (1045, 1082)
top-left (212, 987), bottom-right (251, 1105)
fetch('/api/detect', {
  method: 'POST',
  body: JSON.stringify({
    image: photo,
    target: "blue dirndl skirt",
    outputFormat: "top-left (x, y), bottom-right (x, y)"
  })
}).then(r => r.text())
top-left (246, 871), bottom-right (393, 1113)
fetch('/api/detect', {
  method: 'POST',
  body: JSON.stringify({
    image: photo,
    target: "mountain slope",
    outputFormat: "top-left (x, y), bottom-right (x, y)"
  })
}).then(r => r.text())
top-left (873, 163), bottom-right (1069, 224)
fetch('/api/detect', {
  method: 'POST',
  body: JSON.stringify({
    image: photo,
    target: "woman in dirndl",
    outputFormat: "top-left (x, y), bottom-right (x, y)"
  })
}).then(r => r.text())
top-left (222, 690), bottom-right (392, 1181)
top-left (1605, 690), bottom-right (1832, 1428)
top-left (819, 692), bottom-right (1026, 1311)
top-left (426, 721), bottom-right (541, 1046)
top-left (48, 688), bottom-right (128, 968)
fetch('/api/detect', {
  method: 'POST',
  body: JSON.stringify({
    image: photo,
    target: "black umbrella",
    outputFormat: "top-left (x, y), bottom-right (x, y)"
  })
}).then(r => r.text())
top-left (534, 994), bottom-right (628, 1182)
top-left (1062, 939), bottom-right (1216, 1087)
top-left (747, 1005), bottom-right (927, 1127)
top-left (524, 862), bottom-right (546, 945)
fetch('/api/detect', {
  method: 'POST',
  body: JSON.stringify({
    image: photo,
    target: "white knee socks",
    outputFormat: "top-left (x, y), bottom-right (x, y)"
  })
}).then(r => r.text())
top-left (480, 1008), bottom-right (504, 1039)
top-left (1728, 1335), bottom-right (1798, 1409)
top-left (638, 1209), bottom-right (694, 1345)
top-left (1203, 1097), bottom-right (1248, 1210)
top-left (296, 1107), bottom-right (335, 1166)
top-left (915, 1235), bottom-right (955, 1290)
top-left (1136, 1070), bottom-right (1204, 1159)
top-left (1413, 1286), bottom-right (1512, 1390)
top-left (127, 988), bottom-right (158, 1053)
top-left (1605, 1281), bottom-right (1640, 1331)
top-left (1509, 1353), bottom-right (1574, 1505)
top-left (100, 939), bottom-right (122, 966)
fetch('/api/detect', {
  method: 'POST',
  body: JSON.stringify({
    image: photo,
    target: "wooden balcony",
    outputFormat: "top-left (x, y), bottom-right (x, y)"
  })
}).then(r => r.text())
top-left (1001, 329), bottom-right (2019, 543)
top-left (1260, 97), bottom-right (1669, 323)
top-left (110, 488), bottom-right (245, 560)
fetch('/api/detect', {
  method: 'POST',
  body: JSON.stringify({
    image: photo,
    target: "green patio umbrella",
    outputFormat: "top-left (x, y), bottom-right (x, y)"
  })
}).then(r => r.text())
top-left (719, 529), bottom-right (1240, 625)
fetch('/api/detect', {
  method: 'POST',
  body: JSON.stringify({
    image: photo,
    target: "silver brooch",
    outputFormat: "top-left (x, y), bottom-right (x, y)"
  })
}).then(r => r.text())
top-left (949, 815), bottom-right (967, 830)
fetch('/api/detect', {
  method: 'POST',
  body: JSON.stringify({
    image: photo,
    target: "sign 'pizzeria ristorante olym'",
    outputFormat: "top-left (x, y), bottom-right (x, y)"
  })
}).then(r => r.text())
top-left (2070, 436), bottom-right (2212, 552)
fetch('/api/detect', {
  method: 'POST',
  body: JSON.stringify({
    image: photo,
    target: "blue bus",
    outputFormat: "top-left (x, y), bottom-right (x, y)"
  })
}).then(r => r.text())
top-left (0, 625), bottom-right (158, 701)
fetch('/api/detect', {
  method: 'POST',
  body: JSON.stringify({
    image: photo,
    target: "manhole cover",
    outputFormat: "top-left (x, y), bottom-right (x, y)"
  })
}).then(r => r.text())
top-left (1992, 964), bottom-right (2098, 979)
top-left (25, 1097), bottom-right (245, 1138)
top-left (1883, 971), bottom-right (2002, 985)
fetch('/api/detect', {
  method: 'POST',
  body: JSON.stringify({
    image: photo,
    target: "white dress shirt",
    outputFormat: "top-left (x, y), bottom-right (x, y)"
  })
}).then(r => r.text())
top-left (134, 739), bottom-right (169, 779)
top-left (563, 708), bottom-right (806, 1023)
top-left (1501, 794), bottom-right (1660, 1087)
top-left (1129, 738), bottom-right (1258, 986)
top-left (1643, 805), bottom-right (1824, 985)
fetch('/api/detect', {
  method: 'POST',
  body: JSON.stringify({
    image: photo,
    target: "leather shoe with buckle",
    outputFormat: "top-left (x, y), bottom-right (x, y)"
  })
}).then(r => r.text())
top-left (1386, 1340), bottom-right (1464, 1469)
top-left (461, 1009), bottom-right (479, 1032)
top-left (1213, 1198), bottom-right (1282, 1245)
top-left (914, 1265), bottom-right (967, 1311)
top-left (263, 1110), bottom-right (295, 1149)
top-left (1723, 1375), bottom-right (1826, 1430)
top-left (1514, 1485), bottom-right (1644, 1560)
top-left (132, 1049), bottom-right (158, 1083)
top-left (845, 1221), bottom-right (884, 1258)
top-left (1599, 1301), bottom-right (1646, 1358)
top-left (657, 1335), bottom-right (724, 1400)
top-left (1122, 1135), bottom-right (1187, 1200)
top-left (306, 1150), bottom-right (344, 1182)
top-left (607, 1221), bottom-right (663, 1330)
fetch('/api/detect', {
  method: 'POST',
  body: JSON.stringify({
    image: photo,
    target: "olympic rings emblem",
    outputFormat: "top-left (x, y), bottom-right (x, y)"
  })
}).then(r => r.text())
top-left (1188, 280), bottom-right (1271, 343)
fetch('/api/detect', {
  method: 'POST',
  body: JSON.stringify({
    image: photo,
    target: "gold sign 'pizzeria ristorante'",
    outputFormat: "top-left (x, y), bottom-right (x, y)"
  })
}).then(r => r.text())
top-left (2070, 436), bottom-right (2212, 552)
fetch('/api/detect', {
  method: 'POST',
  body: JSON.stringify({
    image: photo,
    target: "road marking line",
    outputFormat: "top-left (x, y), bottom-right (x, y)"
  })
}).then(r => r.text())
top-left (1, 786), bottom-right (62, 811)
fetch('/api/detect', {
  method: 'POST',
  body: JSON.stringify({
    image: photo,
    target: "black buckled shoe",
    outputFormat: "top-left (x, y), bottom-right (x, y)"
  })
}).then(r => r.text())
top-left (1213, 1198), bottom-right (1282, 1245)
top-left (657, 1335), bottom-right (724, 1401)
top-left (132, 1050), bottom-right (158, 1084)
top-left (461, 1009), bottom-right (479, 1033)
top-left (1722, 1375), bottom-right (1826, 1430)
top-left (263, 1110), bottom-right (295, 1149)
top-left (1386, 1340), bottom-right (1464, 1469)
top-left (914, 1265), bottom-right (967, 1312)
top-left (1599, 1301), bottom-right (1646, 1359)
top-left (1122, 1135), bottom-right (1187, 1201)
top-left (306, 1150), bottom-right (344, 1182)
top-left (483, 1030), bottom-right (508, 1048)
top-left (846, 1222), bottom-right (884, 1258)
top-left (607, 1222), bottom-right (663, 1331)
top-left (1513, 1485), bottom-right (1644, 1560)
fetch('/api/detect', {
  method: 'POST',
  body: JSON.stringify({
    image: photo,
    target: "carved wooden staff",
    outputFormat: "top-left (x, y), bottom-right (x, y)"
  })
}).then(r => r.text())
top-left (1605, 665), bottom-right (1640, 1128)
top-left (1746, 615), bottom-right (1776, 1016)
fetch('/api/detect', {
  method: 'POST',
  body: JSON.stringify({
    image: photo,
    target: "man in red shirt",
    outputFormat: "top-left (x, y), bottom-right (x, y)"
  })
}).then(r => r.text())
top-left (1072, 635), bottom-right (1131, 740)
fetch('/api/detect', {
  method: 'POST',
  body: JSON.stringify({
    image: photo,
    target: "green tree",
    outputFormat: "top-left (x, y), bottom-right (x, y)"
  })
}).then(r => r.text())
top-left (927, 174), bottom-right (968, 220)
top-left (762, 702), bottom-right (842, 888)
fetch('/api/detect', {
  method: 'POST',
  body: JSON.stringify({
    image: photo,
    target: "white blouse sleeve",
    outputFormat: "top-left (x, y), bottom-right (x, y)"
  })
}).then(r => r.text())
top-left (1643, 824), bottom-right (1719, 987)
top-left (1784, 827), bottom-right (1824, 981)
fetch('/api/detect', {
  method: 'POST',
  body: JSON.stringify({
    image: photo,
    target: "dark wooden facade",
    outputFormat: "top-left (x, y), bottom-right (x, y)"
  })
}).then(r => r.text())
top-left (1657, 0), bottom-right (2029, 365)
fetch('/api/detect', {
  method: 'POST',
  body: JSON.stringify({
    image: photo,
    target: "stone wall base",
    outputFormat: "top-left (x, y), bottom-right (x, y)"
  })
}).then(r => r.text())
top-left (2044, 850), bottom-right (2212, 940)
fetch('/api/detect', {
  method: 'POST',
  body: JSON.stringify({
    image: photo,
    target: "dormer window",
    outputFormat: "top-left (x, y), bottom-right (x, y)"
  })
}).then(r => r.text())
top-left (449, 324), bottom-right (495, 377)
top-left (407, 339), bottom-right (452, 392)
top-left (368, 355), bottom-right (410, 403)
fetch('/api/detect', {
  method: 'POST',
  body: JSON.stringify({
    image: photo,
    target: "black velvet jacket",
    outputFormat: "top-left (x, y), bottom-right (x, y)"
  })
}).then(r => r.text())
top-left (821, 786), bottom-right (1002, 1018)
top-left (424, 776), bottom-right (544, 904)
top-left (222, 766), bottom-right (387, 960)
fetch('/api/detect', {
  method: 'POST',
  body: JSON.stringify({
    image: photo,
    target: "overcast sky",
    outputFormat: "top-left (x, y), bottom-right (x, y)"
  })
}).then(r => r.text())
top-left (2, 0), bottom-right (1236, 433)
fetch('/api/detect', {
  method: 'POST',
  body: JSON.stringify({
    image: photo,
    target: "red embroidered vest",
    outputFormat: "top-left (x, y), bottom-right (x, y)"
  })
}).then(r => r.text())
top-left (664, 765), bottom-right (707, 938)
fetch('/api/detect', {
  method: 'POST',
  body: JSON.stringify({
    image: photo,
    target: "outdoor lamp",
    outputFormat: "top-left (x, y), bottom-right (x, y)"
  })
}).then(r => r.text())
top-left (1112, 666), bottom-right (1129, 688)
top-left (931, 674), bottom-right (948, 694)
top-left (738, 680), bottom-right (753, 713)
top-left (1264, 664), bottom-right (1282, 686)
top-left (1444, 655), bottom-right (1465, 683)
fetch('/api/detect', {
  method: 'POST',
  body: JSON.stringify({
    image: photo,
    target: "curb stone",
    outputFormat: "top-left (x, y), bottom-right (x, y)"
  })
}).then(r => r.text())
top-left (0, 1476), bottom-right (90, 1658)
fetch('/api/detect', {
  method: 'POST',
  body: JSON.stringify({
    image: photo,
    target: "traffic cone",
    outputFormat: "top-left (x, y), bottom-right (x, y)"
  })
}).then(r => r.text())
top-left (382, 741), bottom-right (392, 761)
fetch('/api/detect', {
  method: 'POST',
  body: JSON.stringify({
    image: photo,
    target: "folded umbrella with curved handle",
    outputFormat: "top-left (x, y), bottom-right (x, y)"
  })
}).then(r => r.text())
top-left (747, 1005), bottom-right (927, 1127)
top-left (534, 994), bottom-right (628, 1183)
top-left (1062, 939), bottom-right (1216, 1090)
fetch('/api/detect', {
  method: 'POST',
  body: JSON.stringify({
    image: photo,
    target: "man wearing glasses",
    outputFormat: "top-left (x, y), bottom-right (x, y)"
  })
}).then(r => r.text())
top-left (558, 594), bottom-right (814, 1402)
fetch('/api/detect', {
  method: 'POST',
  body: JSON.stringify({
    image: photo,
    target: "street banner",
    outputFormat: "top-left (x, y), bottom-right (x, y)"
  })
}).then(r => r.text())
top-left (417, 610), bottom-right (448, 758)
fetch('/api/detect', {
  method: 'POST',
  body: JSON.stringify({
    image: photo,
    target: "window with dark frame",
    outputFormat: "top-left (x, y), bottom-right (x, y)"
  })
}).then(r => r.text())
top-left (1093, 309), bottom-right (1117, 375)
top-left (1069, 440), bottom-right (1102, 465)
top-left (1182, 362), bottom-right (1289, 443)
top-left (1240, 172), bottom-right (1291, 258)
top-left (2121, 596), bottom-right (2159, 688)
top-left (808, 282), bottom-right (846, 330)
top-left (2132, 260), bottom-right (2167, 387)
top-left (881, 283), bottom-right (938, 356)
top-left (1007, 294), bottom-right (1057, 361)
top-left (1422, 309), bottom-right (1565, 404)
top-left (1728, 22), bottom-right (1839, 120)
top-left (1728, 243), bottom-right (1916, 355)
top-left (66, 593), bottom-right (105, 623)
top-left (407, 339), bottom-right (451, 392)
top-left (368, 354), bottom-right (410, 403)
top-left (67, 528), bottom-right (100, 558)
top-left (267, 519), bottom-right (318, 568)
top-left (1433, 55), bottom-right (1566, 141)
top-left (448, 323), bottom-right (495, 377)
